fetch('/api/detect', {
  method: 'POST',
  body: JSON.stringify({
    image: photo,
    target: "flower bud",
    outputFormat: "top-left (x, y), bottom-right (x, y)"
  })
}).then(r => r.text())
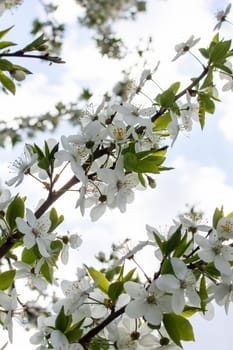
top-left (11, 70), bottom-right (26, 81)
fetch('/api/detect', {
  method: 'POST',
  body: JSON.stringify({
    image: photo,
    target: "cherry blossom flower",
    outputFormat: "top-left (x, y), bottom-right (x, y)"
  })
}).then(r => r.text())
top-left (0, 289), bottom-right (17, 342)
top-left (214, 3), bottom-right (232, 30)
top-left (179, 92), bottom-right (199, 131)
top-left (16, 209), bottom-right (54, 258)
top-left (157, 258), bottom-right (200, 314)
top-left (55, 135), bottom-right (88, 185)
top-left (54, 270), bottom-right (93, 315)
top-left (6, 144), bottom-right (37, 187)
top-left (107, 316), bottom-right (152, 350)
top-left (124, 281), bottom-right (172, 325)
top-left (112, 102), bottom-right (157, 127)
top-left (172, 35), bottom-right (200, 61)
top-left (217, 217), bottom-right (233, 240)
top-left (0, 182), bottom-right (11, 210)
top-left (97, 157), bottom-right (139, 213)
top-left (60, 233), bottom-right (82, 264)
top-left (195, 231), bottom-right (233, 275)
top-left (14, 261), bottom-right (48, 291)
top-left (214, 273), bottom-right (233, 313)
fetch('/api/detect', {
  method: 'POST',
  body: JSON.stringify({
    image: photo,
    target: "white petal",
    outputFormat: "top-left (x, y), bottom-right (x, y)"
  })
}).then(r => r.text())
top-left (171, 257), bottom-right (187, 280)
top-left (15, 217), bottom-right (31, 235)
top-left (215, 256), bottom-right (232, 275)
top-left (125, 300), bottom-right (146, 318)
top-left (37, 238), bottom-right (50, 258)
top-left (24, 233), bottom-right (36, 249)
top-left (90, 203), bottom-right (106, 221)
top-left (156, 274), bottom-right (180, 292)
top-left (124, 282), bottom-right (147, 298)
top-left (145, 304), bottom-right (162, 325)
top-left (172, 290), bottom-right (185, 314)
top-left (50, 330), bottom-right (68, 349)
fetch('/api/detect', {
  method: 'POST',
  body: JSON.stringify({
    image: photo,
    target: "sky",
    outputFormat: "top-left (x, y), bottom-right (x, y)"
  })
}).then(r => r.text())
top-left (1, 0), bottom-right (233, 349)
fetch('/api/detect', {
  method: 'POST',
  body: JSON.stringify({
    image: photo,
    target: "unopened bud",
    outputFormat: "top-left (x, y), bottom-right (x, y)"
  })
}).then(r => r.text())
top-left (11, 70), bottom-right (26, 81)
top-left (147, 175), bottom-right (156, 188)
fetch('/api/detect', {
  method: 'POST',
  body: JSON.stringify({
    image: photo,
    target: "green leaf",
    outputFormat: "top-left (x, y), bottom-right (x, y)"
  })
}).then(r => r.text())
top-left (157, 89), bottom-right (175, 108)
top-left (165, 225), bottom-right (182, 255)
top-left (86, 266), bottom-right (109, 294)
top-left (200, 71), bottom-right (213, 89)
top-left (23, 34), bottom-right (48, 52)
top-left (215, 63), bottom-right (232, 74)
top-left (212, 206), bottom-right (224, 228)
top-left (108, 281), bottom-right (124, 302)
top-left (49, 208), bottom-right (64, 232)
top-left (168, 81), bottom-right (181, 94)
top-left (50, 239), bottom-right (63, 262)
top-left (40, 260), bottom-right (53, 284)
top-left (6, 196), bottom-right (25, 230)
top-left (173, 231), bottom-right (189, 257)
top-left (89, 336), bottom-right (109, 350)
top-left (55, 306), bottom-right (71, 333)
top-left (163, 313), bottom-right (195, 347)
top-left (138, 173), bottom-right (146, 187)
top-left (199, 275), bottom-right (208, 312)
top-left (161, 258), bottom-right (173, 274)
top-left (0, 70), bottom-right (15, 94)
top-left (0, 59), bottom-right (13, 71)
top-left (123, 268), bottom-right (136, 281)
top-left (0, 26), bottom-right (14, 40)
top-left (0, 270), bottom-right (16, 290)
top-left (198, 93), bottom-right (215, 130)
top-left (21, 246), bottom-right (39, 265)
top-left (152, 231), bottom-right (165, 255)
top-left (153, 112), bottom-right (172, 131)
top-left (199, 47), bottom-right (209, 59)
top-left (0, 41), bottom-right (16, 50)
top-left (65, 324), bottom-right (83, 342)
top-left (209, 40), bottom-right (231, 64)
top-left (181, 306), bottom-right (202, 318)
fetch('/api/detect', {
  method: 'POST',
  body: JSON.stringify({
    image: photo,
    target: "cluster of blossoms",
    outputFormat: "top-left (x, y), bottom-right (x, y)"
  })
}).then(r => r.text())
top-left (0, 0), bottom-right (22, 15)
top-left (77, 0), bottom-right (146, 24)
top-left (1, 3), bottom-right (233, 349)
top-left (10, 209), bottom-right (231, 349)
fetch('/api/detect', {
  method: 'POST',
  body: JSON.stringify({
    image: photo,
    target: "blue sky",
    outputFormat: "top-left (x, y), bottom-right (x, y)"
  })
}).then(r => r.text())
top-left (1, 0), bottom-right (233, 349)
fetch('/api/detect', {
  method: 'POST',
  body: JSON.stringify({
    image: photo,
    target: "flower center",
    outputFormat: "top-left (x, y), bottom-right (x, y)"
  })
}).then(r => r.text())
top-left (220, 220), bottom-right (233, 235)
top-left (146, 293), bottom-right (156, 304)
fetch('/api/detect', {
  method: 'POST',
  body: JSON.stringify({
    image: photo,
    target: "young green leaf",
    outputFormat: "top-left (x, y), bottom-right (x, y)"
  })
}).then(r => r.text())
top-left (86, 266), bottom-right (109, 294)
top-left (0, 71), bottom-right (15, 94)
top-left (6, 196), bottom-right (25, 230)
top-left (163, 313), bottom-right (195, 347)
top-left (0, 270), bottom-right (16, 290)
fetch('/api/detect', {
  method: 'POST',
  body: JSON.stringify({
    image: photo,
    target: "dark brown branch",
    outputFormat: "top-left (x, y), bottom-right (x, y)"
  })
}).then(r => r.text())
top-left (35, 175), bottom-right (78, 218)
top-left (0, 51), bottom-right (64, 63)
top-left (151, 66), bottom-right (209, 122)
top-left (79, 305), bottom-right (126, 348)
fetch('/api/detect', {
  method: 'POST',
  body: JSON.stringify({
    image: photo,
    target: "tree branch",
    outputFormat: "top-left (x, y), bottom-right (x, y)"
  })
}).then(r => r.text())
top-left (79, 305), bottom-right (126, 348)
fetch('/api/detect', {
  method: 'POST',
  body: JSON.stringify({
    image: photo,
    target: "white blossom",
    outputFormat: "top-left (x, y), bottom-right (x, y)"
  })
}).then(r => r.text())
top-left (98, 157), bottom-right (139, 213)
top-left (172, 35), bottom-right (200, 61)
top-left (195, 231), bottom-right (233, 275)
top-left (16, 209), bottom-right (54, 258)
top-left (217, 217), bottom-right (233, 240)
top-left (214, 3), bottom-right (232, 30)
top-left (6, 144), bottom-right (37, 187)
top-left (157, 258), bottom-right (200, 314)
top-left (124, 281), bottom-right (172, 325)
